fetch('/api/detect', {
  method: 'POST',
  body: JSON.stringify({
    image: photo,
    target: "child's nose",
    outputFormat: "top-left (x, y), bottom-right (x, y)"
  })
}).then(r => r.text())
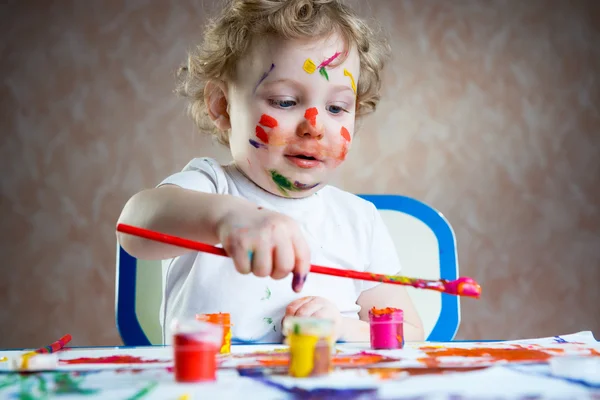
top-left (296, 107), bottom-right (323, 139)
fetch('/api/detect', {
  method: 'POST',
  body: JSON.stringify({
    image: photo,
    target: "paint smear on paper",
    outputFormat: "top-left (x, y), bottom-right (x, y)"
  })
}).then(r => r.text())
top-left (367, 366), bottom-right (489, 380)
top-left (417, 346), bottom-right (553, 367)
top-left (61, 355), bottom-right (167, 365)
top-left (304, 107), bottom-right (318, 127)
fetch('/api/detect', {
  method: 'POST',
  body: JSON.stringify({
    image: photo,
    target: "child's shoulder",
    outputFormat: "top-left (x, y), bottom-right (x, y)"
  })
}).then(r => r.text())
top-left (159, 157), bottom-right (227, 192)
top-left (318, 185), bottom-right (378, 219)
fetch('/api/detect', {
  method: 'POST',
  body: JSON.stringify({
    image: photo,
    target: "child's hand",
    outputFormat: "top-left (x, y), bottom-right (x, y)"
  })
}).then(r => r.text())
top-left (217, 206), bottom-right (310, 292)
top-left (283, 296), bottom-right (342, 339)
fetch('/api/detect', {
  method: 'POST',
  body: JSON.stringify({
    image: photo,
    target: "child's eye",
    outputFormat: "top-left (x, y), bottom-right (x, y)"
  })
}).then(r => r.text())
top-left (327, 105), bottom-right (349, 115)
top-left (268, 99), bottom-right (297, 109)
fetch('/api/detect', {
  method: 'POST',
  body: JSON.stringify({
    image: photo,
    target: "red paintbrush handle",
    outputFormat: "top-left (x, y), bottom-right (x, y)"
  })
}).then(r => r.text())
top-left (116, 223), bottom-right (481, 298)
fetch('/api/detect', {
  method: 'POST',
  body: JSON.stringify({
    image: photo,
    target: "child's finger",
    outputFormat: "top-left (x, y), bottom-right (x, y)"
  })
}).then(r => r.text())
top-left (291, 232), bottom-right (311, 292)
top-left (285, 296), bottom-right (314, 316)
top-left (250, 236), bottom-right (273, 278)
top-left (271, 235), bottom-right (295, 280)
top-left (294, 300), bottom-right (324, 317)
top-left (224, 236), bottom-right (252, 275)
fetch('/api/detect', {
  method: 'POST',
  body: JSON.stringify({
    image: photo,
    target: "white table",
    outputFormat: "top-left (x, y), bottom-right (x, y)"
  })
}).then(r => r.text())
top-left (0, 331), bottom-right (598, 399)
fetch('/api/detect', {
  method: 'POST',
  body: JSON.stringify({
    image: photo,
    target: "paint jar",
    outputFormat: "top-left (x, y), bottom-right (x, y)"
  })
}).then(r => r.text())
top-left (369, 307), bottom-right (404, 350)
top-left (196, 313), bottom-right (232, 354)
top-left (283, 317), bottom-right (334, 378)
top-left (171, 318), bottom-right (222, 383)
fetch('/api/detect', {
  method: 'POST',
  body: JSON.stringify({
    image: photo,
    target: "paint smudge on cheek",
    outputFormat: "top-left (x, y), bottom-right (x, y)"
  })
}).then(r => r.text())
top-left (336, 126), bottom-right (351, 161)
top-left (255, 126), bottom-right (269, 144)
top-left (340, 126), bottom-right (351, 142)
top-left (304, 108), bottom-right (318, 127)
top-left (253, 114), bottom-right (279, 145)
top-left (259, 114), bottom-right (278, 128)
top-left (249, 139), bottom-right (267, 149)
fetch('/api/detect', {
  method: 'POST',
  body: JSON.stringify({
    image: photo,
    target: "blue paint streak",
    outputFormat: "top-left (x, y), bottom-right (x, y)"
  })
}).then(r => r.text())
top-left (293, 181), bottom-right (319, 190)
top-left (253, 63), bottom-right (275, 93)
top-left (553, 336), bottom-right (568, 343)
top-left (241, 370), bottom-right (378, 399)
top-left (249, 139), bottom-right (266, 149)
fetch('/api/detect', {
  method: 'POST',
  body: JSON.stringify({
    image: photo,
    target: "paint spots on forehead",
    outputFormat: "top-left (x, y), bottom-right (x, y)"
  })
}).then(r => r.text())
top-left (318, 52), bottom-right (341, 69)
top-left (304, 107), bottom-right (318, 127)
top-left (303, 58), bottom-right (317, 74)
top-left (302, 52), bottom-right (342, 82)
top-left (253, 63), bottom-right (275, 93)
top-left (343, 69), bottom-right (356, 94)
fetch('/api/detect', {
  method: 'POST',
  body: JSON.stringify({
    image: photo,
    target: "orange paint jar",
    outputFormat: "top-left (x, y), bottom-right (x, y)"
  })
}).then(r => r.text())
top-left (196, 313), bottom-right (232, 354)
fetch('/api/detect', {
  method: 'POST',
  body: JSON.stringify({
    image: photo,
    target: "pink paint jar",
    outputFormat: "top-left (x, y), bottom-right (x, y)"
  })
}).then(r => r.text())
top-left (368, 307), bottom-right (404, 350)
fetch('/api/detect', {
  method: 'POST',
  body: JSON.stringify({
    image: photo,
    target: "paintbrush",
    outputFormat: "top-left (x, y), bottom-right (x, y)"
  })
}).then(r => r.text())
top-left (17, 334), bottom-right (72, 370)
top-left (116, 223), bottom-right (481, 298)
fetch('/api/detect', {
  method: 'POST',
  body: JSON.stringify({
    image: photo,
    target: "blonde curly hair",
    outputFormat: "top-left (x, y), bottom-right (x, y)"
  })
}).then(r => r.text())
top-left (176, 0), bottom-right (391, 146)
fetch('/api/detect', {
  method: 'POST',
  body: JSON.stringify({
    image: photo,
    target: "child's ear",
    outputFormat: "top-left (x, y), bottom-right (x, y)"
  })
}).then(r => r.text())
top-left (204, 80), bottom-right (231, 131)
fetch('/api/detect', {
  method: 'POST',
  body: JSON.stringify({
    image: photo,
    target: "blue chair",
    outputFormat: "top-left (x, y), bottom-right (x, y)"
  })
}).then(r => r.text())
top-left (115, 194), bottom-right (460, 345)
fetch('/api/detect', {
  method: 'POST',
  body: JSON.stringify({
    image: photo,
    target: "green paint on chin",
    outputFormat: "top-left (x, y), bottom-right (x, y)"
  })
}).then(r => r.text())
top-left (269, 170), bottom-right (295, 196)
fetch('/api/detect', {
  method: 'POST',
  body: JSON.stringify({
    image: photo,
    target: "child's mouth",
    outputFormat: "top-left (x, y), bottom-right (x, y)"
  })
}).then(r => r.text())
top-left (285, 154), bottom-right (322, 169)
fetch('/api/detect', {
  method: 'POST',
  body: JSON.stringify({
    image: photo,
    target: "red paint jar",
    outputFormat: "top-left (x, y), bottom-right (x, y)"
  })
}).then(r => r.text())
top-left (368, 307), bottom-right (404, 350)
top-left (171, 318), bottom-right (223, 383)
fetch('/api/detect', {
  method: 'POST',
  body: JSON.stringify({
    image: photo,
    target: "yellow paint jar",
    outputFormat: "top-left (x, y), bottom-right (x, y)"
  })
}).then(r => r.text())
top-left (283, 317), bottom-right (334, 378)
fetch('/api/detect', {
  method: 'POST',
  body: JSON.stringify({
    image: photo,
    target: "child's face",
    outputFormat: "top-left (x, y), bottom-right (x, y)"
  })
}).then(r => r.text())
top-left (226, 33), bottom-right (360, 198)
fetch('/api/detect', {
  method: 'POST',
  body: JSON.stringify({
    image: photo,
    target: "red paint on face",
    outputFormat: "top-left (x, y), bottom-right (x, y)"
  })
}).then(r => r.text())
top-left (338, 140), bottom-right (349, 161)
top-left (304, 107), bottom-right (318, 127)
top-left (259, 114), bottom-right (278, 128)
top-left (256, 126), bottom-right (269, 143)
top-left (340, 126), bottom-right (351, 142)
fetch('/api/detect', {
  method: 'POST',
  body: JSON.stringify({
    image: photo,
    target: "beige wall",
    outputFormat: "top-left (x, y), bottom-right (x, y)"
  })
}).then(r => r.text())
top-left (1, 0), bottom-right (598, 348)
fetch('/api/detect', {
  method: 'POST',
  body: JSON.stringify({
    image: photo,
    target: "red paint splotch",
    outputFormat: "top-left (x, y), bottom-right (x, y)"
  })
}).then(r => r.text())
top-left (304, 107), bottom-right (318, 127)
top-left (255, 126), bottom-right (269, 144)
top-left (340, 126), bottom-right (351, 142)
top-left (259, 114), bottom-right (278, 128)
top-left (255, 114), bottom-right (278, 144)
top-left (61, 355), bottom-right (166, 365)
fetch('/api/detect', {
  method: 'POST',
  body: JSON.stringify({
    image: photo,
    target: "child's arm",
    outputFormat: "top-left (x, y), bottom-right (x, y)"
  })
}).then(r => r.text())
top-left (345, 204), bottom-right (425, 342)
top-left (356, 283), bottom-right (424, 341)
top-left (117, 185), bottom-right (254, 259)
top-left (117, 184), bottom-right (311, 292)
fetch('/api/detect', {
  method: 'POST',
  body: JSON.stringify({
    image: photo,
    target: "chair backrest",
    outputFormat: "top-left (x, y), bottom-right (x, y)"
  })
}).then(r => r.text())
top-left (115, 194), bottom-right (460, 345)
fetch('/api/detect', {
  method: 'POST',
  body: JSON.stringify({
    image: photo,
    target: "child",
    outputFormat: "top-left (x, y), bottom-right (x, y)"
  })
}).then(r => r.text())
top-left (117, 0), bottom-right (424, 344)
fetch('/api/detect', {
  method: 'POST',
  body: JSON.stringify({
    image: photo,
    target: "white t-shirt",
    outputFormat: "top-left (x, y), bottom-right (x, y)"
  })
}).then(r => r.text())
top-left (158, 158), bottom-right (401, 344)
